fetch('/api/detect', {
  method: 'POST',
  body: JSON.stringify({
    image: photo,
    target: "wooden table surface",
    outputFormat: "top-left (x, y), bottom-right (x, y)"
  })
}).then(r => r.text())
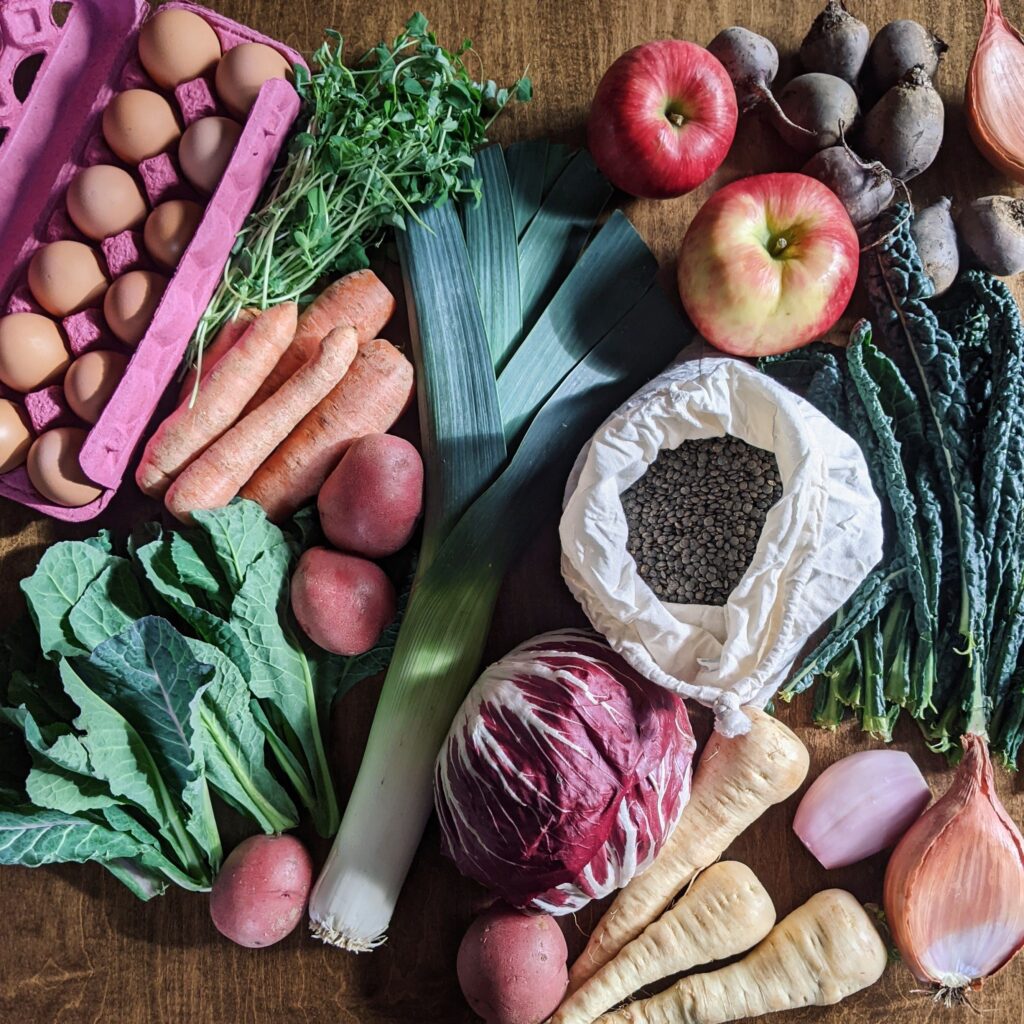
top-left (2, 0), bottom-right (1023, 1021)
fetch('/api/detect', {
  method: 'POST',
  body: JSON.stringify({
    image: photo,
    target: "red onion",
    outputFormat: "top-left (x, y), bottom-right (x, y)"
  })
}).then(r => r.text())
top-left (793, 749), bottom-right (931, 869)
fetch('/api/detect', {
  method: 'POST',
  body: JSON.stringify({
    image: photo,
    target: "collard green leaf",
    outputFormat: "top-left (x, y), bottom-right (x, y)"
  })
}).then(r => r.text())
top-left (185, 638), bottom-right (298, 834)
top-left (103, 858), bottom-right (169, 901)
top-left (75, 619), bottom-right (221, 867)
top-left (0, 806), bottom-right (145, 867)
top-left (67, 560), bottom-right (149, 653)
top-left (25, 761), bottom-right (118, 815)
top-left (20, 541), bottom-right (116, 659)
top-left (230, 549), bottom-right (336, 835)
top-left (191, 501), bottom-right (291, 592)
top-left (169, 532), bottom-right (225, 607)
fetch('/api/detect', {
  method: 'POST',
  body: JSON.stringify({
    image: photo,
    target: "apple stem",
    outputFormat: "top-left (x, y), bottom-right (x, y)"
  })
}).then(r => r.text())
top-left (667, 112), bottom-right (685, 127)
top-left (772, 236), bottom-right (789, 255)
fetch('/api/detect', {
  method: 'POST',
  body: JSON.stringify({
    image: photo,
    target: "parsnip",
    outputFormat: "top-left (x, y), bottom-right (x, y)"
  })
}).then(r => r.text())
top-left (595, 889), bottom-right (888, 1024)
top-left (569, 708), bottom-right (809, 992)
top-left (553, 862), bottom-right (775, 1024)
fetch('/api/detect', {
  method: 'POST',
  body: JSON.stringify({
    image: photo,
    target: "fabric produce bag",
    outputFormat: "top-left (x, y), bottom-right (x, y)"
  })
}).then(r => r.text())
top-left (560, 356), bottom-right (883, 737)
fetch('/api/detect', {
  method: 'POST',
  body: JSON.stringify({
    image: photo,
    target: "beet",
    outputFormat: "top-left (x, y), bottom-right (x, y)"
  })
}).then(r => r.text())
top-left (773, 73), bottom-right (860, 155)
top-left (958, 196), bottom-right (1024, 278)
top-left (802, 145), bottom-right (896, 227)
top-left (860, 66), bottom-right (944, 180)
top-left (800, 1), bottom-right (870, 84)
top-left (707, 26), bottom-right (780, 114)
top-left (863, 20), bottom-right (948, 99)
top-left (911, 197), bottom-right (959, 296)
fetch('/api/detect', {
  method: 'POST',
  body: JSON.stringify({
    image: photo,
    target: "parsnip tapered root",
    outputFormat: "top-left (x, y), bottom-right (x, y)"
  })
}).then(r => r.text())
top-left (568, 708), bottom-right (809, 994)
top-left (553, 862), bottom-right (775, 1024)
top-left (596, 890), bottom-right (887, 1024)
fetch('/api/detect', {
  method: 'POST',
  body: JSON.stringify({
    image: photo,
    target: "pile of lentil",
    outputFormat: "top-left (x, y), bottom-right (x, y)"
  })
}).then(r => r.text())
top-left (621, 436), bottom-right (783, 606)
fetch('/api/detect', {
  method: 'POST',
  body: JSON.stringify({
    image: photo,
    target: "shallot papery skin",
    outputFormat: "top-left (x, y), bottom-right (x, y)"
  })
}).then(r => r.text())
top-left (793, 749), bottom-right (931, 869)
top-left (434, 630), bottom-right (696, 915)
top-left (967, 0), bottom-right (1024, 183)
top-left (884, 735), bottom-right (1024, 994)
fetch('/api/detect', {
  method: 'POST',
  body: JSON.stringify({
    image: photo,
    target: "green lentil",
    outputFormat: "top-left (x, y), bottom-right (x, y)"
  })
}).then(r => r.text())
top-left (621, 436), bottom-right (783, 606)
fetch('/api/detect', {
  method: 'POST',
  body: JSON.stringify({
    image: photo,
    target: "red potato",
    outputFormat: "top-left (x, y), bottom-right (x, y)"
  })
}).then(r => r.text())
top-left (318, 433), bottom-right (424, 558)
top-left (458, 905), bottom-right (569, 1024)
top-left (291, 547), bottom-right (396, 656)
top-left (209, 834), bottom-right (313, 949)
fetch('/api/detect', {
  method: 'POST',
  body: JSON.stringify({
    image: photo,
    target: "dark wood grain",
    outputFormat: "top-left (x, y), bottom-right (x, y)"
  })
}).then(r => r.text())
top-left (2, 0), bottom-right (1023, 1021)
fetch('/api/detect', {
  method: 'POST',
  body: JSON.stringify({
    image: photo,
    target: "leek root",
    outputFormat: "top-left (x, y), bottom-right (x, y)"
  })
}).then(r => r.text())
top-left (552, 862), bottom-right (775, 1024)
top-left (596, 889), bottom-right (887, 1024)
top-left (569, 708), bottom-right (809, 992)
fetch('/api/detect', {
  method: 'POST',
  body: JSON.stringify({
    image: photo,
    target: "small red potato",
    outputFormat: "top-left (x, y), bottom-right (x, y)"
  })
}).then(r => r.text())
top-left (209, 834), bottom-right (312, 948)
top-left (457, 905), bottom-right (568, 1024)
top-left (318, 433), bottom-right (424, 558)
top-left (291, 547), bottom-right (396, 656)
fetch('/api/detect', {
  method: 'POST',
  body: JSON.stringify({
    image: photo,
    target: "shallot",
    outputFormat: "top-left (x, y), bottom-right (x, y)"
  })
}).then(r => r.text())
top-left (793, 749), bottom-right (931, 869)
top-left (966, 0), bottom-right (1024, 183)
top-left (884, 735), bottom-right (1024, 1003)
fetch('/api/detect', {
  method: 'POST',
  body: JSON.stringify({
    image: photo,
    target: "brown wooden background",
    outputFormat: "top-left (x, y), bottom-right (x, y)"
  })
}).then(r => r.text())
top-left (2, 0), bottom-right (1023, 1021)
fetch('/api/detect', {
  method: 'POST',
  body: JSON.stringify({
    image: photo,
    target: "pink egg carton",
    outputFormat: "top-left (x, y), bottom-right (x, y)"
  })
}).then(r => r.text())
top-left (0, 0), bottom-right (305, 520)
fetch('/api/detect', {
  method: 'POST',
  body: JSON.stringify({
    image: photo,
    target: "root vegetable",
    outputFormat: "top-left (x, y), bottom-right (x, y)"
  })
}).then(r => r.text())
top-left (135, 303), bottom-right (298, 498)
top-left (595, 890), bottom-right (887, 1024)
top-left (706, 28), bottom-right (781, 115)
top-left (799, 1), bottom-right (870, 85)
top-left (318, 433), bottom-right (424, 558)
top-left (209, 834), bottom-right (313, 948)
top-left (290, 547), bottom-right (397, 656)
top-left (240, 337), bottom-right (414, 522)
top-left (863, 20), bottom-right (948, 99)
top-left (567, 708), bottom-right (809, 993)
top-left (860, 66), bottom-right (944, 180)
top-left (773, 73), bottom-right (860, 154)
top-left (552, 862), bottom-right (776, 1024)
top-left (244, 269), bottom-right (396, 413)
top-left (957, 195), bottom-right (1024, 277)
top-left (165, 326), bottom-right (359, 523)
top-left (911, 197), bottom-right (960, 296)
top-left (178, 311), bottom-right (256, 404)
top-left (457, 905), bottom-right (568, 1024)
top-left (801, 145), bottom-right (896, 227)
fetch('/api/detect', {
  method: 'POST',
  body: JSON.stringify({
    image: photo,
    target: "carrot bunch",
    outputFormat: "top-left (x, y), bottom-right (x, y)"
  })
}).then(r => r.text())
top-left (136, 269), bottom-right (414, 524)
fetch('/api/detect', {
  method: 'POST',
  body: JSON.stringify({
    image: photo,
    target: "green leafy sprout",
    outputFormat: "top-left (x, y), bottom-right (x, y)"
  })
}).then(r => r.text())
top-left (187, 12), bottom-right (531, 366)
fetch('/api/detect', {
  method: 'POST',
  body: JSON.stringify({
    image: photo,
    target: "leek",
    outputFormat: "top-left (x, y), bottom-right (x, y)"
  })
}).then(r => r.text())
top-left (308, 146), bottom-right (695, 950)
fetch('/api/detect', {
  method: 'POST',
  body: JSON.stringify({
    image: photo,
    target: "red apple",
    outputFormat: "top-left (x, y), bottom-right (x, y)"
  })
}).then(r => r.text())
top-left (588, 40), bottom-right (738, 200)
top-left (677, 172), bottom-right (859, 356)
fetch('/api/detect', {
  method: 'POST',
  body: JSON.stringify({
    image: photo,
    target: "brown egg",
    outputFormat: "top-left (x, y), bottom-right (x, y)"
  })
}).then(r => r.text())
top-left (27, 241), bottom-right (109, 316)
top-left (0, 400), bottom-right (33, 474)
top-left (27, 427), bottom-right (103, 507)
top-left (0, 313), bottom-right (71, 392)
top-left (178, 117), bottom-right (242, 195)
top-left (103, 270), bottom-right (168, 347)
top-left (102, 89), bottom-right (181, 165)
top-left (144, 199), bottom-right (203, 270)
top-left (66, 164), bottom-right (148, 240)
top-left (215, 42), bottom-right (293, 120)
top-left (138, 9), bottom-right (222, 90)
top-left (64, 350), bottom-right (128, 424)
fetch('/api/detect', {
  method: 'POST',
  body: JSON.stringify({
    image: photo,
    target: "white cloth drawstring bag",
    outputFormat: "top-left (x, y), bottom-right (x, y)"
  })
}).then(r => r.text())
top-left (560, 355), bottom-right (883, 737)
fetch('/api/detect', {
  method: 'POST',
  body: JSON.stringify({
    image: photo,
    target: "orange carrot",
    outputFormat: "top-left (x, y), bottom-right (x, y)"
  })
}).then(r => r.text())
top-left (243, 270), bottom-right (396, 414)
top-left (178, 310), bottom-right (257, 404)
top-left (240, 338), bottom-right (414, 522)
top-left (135, 302), bottom-right (298, 499)
top-left (165, 325), bottom-right (359, 523)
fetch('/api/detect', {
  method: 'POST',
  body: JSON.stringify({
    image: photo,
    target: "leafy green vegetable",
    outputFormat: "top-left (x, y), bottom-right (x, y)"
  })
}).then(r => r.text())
top-left (766, 206), bottom-right (1024, 763)
top-left (3, 500), bottom-right (402, 896)
top-left (188, 12), bottom-right (530, 364)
